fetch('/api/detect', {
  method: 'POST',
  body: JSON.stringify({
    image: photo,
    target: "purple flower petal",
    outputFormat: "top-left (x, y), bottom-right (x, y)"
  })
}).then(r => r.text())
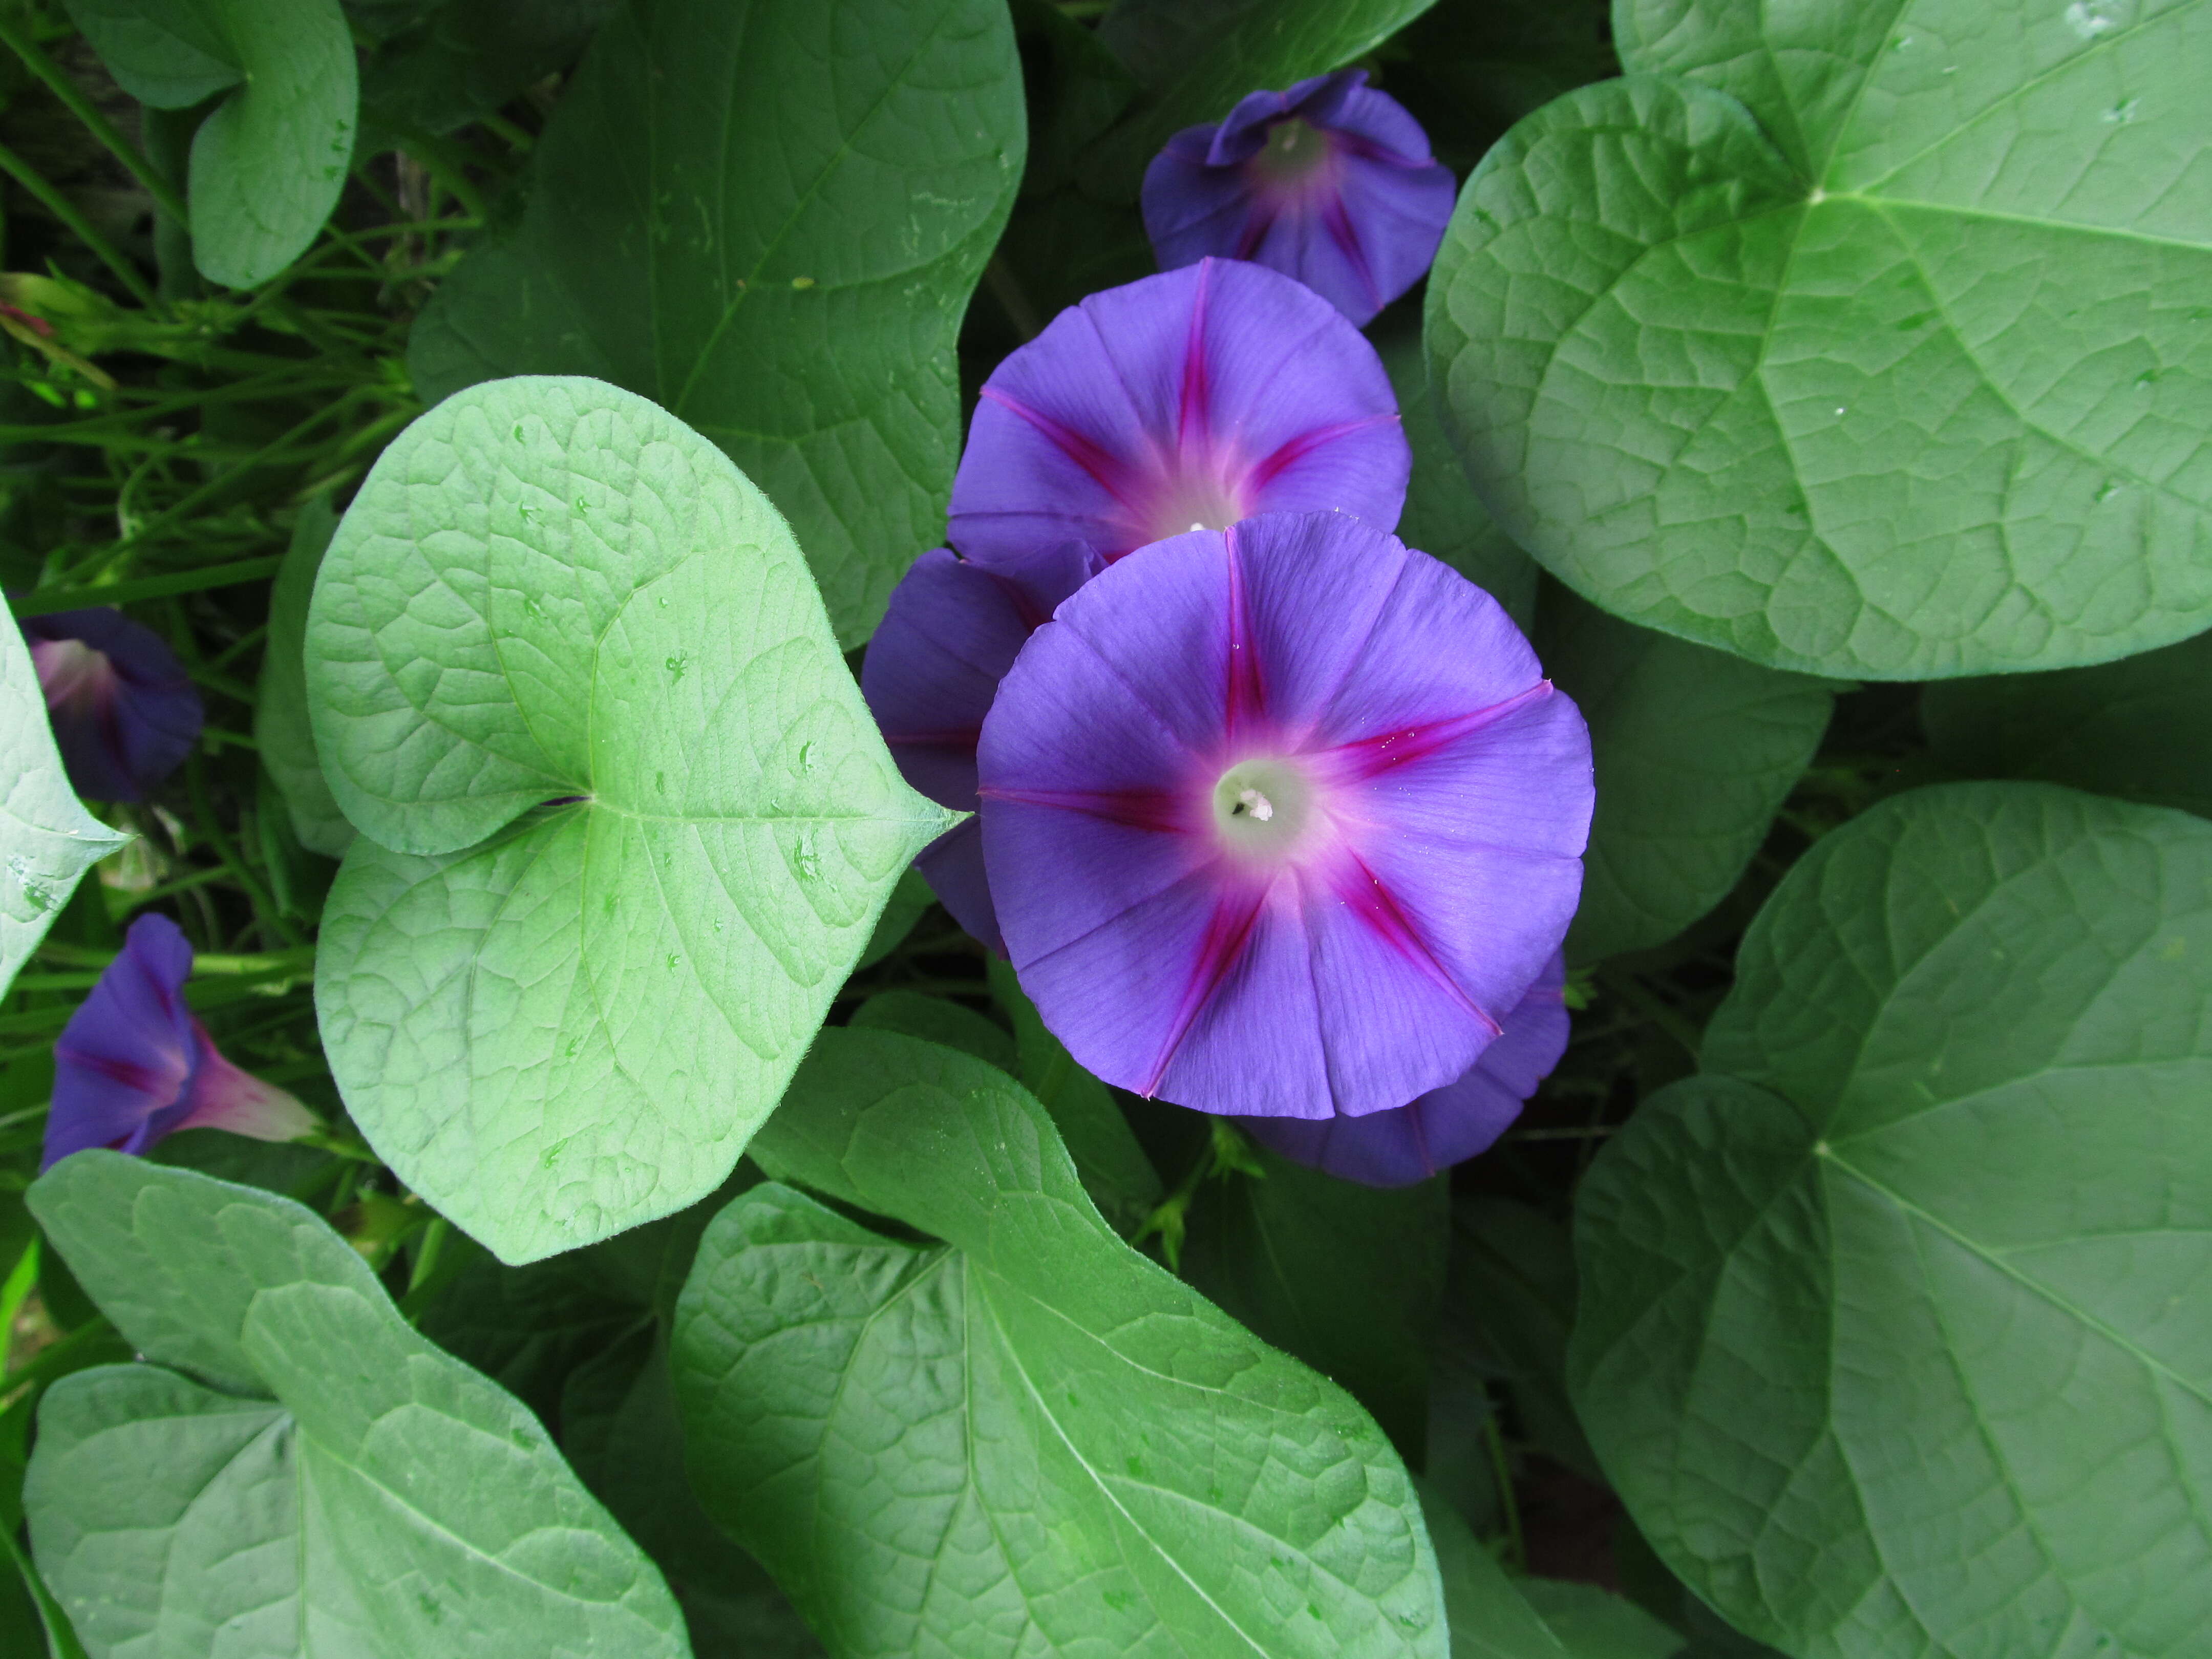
top-left (22, 608), bottom-right (202, 802)
top-left (1241, 953), bottom-right (1569, 1186)
top-left (947, 259), bottom-right (1407, 568)
top-left (861, 543), bottom-right (1101, 951)
top-left (979, 512), bottom-right (1592, 1120)
top-left (44, 913), bottom-right (314, 1169)
top-left (1143, 71), bottom-right (1457, 327)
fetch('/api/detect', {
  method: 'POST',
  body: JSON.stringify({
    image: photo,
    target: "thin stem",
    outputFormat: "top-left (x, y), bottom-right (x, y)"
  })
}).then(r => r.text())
top-left (0, 16), bottom-right (189, 224)
top-left (0, 139), bottom-right (156, 306)
top-left (185, 753), bottom-right (304, 949)
top-left (1482, 1407), bottom-right (1526, 1572)
top-left (11, 554), bottom-right (284, 616)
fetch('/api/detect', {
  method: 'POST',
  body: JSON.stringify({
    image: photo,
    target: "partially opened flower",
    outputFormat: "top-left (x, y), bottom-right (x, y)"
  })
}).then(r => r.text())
top-left (22, 608), bottom-right (202, 802)
top-left (947, 258), bottom-right (1408, 569)
top-left (861, 541), bottom-right (1101, 951)
top-left (979, 511), bottom-right (1592, 1120)
top-left (1142, 71), bottom-right (1456, 327)
top-left (44, 913), bottom-right (317, 1169)
top-left (1241, 953), bottom-right (1568, 1186)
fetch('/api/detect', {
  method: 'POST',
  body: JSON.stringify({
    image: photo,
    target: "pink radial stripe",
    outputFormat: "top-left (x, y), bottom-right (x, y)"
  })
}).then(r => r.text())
top-left (1140, 884), bottom-right (1269, 1097)
top-left (1221, 528), bottom-right (1267, 746)
top-left (978, 784), bottom-right (1190, 835)
top-left (1320, 195), bottom-right (1381, 315)
top-left (1177, 260), bottom-right (1214, 450)
top-left (1326, 849), bottom-right (1504, 1037)
top-left (977, 387), bottom-right (1144, 510)
top-left (1243, 413), bottom-right (1401, 495)
top-left (1312, 682), bottom-right (1558, 785)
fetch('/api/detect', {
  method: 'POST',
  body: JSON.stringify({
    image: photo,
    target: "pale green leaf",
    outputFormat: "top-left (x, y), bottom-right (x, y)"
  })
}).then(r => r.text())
top-left (1541, 589), bottom-right (1832, 961)
top-left (676, 1027), bottom-right (1449, 1659)
top-left (255, 495), bottom-right (352, 858)
top-left (307, 376), bottom-right (953, 1262)
top-left (407, 0), bottom-right (1025, 646)
top-left (1572, 782), bottom-right (2212, 1658)
top-left (846, 989), bottom-right (1016, 1073)
top-left (0, 622), bottom-right (127, 998)
top-left (1923, 627), bottom-right (2212, 819)
top-left (23, 1154), bottom-right (685, 1658)
top-left (1428, 2), bottom-right (2212, 678)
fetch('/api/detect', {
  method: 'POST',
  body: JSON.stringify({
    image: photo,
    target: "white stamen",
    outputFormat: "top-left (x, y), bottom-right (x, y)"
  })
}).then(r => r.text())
top-left (1234, 788), bottom-right (1274, 822)
top-left (1189, 521), bottom-right (1205, 532)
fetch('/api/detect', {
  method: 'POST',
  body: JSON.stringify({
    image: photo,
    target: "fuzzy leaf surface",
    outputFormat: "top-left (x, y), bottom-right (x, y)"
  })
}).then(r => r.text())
top-left (307, 376), bottom-right (951, 1262)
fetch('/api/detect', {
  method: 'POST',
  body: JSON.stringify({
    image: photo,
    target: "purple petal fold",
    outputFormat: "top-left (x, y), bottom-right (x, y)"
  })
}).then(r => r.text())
top-left (44, 913), bottom-right (314, 1169)
top-left (947, 259), bottom-right (1407, 568)
top-left (979, 512), bottom-right (1592, 1120)
top-left (23, 608), bottom-right (202, 802)
top-left (861, 543), bottom-right (1101, 951)
top-left (1143, 71), bottom-right (1457, 326)
top-left (1241, 953), bottom-right (1569, 1186)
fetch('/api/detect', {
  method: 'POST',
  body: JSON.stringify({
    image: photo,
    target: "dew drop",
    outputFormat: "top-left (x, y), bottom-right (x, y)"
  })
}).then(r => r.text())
top-left (2103, 97), bottom-right (2140, 124)
top-left (793, 834), bottom-right (822, 882)
top-left (1834, 406), bottom-right (1848, 417)
top-left (656, 770), bottom-right (668, 794)
top-left (8, 857), bottom-right (53, 912)
top-left (666, 650), bottom-right (690, 680)
top-left (2136, 368), bottom-right (2162, 390)
top-left (2095, 478), bottom-right (2122, 503)
top-left (797, 740), bottom-right (817, 773)
top-left (2064, 0), bottom-right (2122, 38)
top-left (666, 951), bottom-right (679, 970)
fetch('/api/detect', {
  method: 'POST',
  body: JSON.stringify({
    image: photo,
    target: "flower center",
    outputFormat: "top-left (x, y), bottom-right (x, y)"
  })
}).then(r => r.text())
top-left (1145, 470), bottom-right (1247, 547)
top-left (1252, 117), bottom-right (1332, 183)
top-left (30, 637), bottom-right (115, 716)
top-left (1211, 756), bottom-right (1315, 860)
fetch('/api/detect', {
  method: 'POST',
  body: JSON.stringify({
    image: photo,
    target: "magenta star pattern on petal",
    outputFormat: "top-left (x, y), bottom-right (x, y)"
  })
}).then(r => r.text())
top-left (44, 913), bottom-right (317, 1169)
top-left (1241, 953), bottom-right (1568, 1186)
top-left (861, 541), bottom-right (1102, 951)
top-left (978, 511), bottom-right (1592, 1120)
top-left (22, 608), bottom-right (203, 802)
top-left (946, 258), bottom-right (1408, 569)
top-left (1142, 71), bottom-right (1457, 327)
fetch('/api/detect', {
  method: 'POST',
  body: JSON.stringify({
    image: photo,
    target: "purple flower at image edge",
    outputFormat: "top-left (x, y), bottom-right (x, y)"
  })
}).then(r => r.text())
top-left (977, 510), bottom-right (1593, 1121)
top-left (861, 542), bottom-right (1102, 952)
top-left (1240, 952), bottom-right (1569, 1186)
top-left (947, 257), bottom-right (1408, 570)
top-left (1142, 70), bottom-right (1457, 327)
top-left (22, 607), bottom-right (202, 802)
top-left (44, 913), bottom-right (317, 1170)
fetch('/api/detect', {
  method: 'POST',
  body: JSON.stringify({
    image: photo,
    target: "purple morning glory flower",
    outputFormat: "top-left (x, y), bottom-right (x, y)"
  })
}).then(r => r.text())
top-left (1142, 71), bottom-right (1457, 328)
top-left (978, 511), bottom-right (1592, 1120)
top-left (22, 608), bottom-right (202, 802)
top-left (43, 913), bottom-right (317, 1170)
top-left (861, 541), bottom-right (1102, 952)
top-left (946, 258), bottom-right (1408, 569)
top-left (1240, 952), bottom-right (1568, 1186)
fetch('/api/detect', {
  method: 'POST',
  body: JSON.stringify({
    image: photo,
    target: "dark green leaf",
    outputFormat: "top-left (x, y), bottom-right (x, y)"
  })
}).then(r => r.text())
top-left (853, 866), bottom-right (932, 969)
top-left (1540, 589), bottom-right (1832, 962)
top-left (847, 989), bottom-right (1015, 1073)
top-left (361, 0), bottom-right (614, 137)
top-left (307, 376), bottom-right (951, 1262)
top-left (1182, 1147), bottom-right (1447, 1460)
top-left (1923, 628), bottom-right (2212, 820)
top-left (989, 958), bottom-right (1163, 1234)
top-left (677, 1027), bottom-right (1449, 1658)
top-left (1428, 5), bottom-right (2212, 679)
top-left (1384, 335), bottom-right (1539, 633)
top-left (408, 0), bottom-right (1026, 645)
top-left (1419, 1482), bottom-right (1569, 1658)
top-left (1446, 1199), bottom-right (1595, 1480)
top-left (256, 495), bottom-right (351, 858)
top-left (1572, 782), bottom-right (2212, 1658)
top-left (25, 1155), bottom-right (685, 1656)
top-left (1519, 1581), bottom-right (1683, 1658)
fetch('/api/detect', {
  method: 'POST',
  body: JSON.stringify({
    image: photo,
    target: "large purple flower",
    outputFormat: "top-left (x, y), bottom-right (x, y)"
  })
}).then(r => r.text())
top-left (1241, 953), bottom-right (1568, 1186)
top-left (861, 542), bottom-right (1101, 951)
top-left (43, 913), bottom-right (316, 1169)
top-left (978, 512), bottom-right (1592, 1120)
top-left (946, 258), bottom-right (1408, 569)
top-left (1142, 71), bottom-right (1456, 328)
top-left (22, 608), bottom-right (201, 802)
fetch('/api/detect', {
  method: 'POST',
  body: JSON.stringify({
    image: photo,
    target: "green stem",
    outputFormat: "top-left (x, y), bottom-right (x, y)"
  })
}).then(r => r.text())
top-left (0, 16), bottom-right (190, 225)
top-left (186, 753), bottom-right (304, 950)
top-left (11, 554), bottom-right (283, 616)
top-left (1482, 1408), bottom-right (1527, 1572)
top-left (0, 138), bottom-right (157, 306)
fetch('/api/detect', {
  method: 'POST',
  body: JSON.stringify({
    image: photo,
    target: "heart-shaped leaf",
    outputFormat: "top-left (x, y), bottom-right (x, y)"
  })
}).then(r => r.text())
top-left (1428, 0), bottom-right (2212, 679)
top-left (23, 1154), bottom-right (685, 1658)
top-left (0, 622), bottom-right (128, 997)
top-left (674, 1027), bottom-right (1450, 1658)
top-left (1541, 589), bottom-right (1832, 961)
top-left (406, 0), bottom-right (1025, 646)
top-left (307, 375), bottom-right (953, 1263)
top-left (67, 0), bottom-right (357, 287)
top-left (1571, 781), bottom-right (2212, 1658)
